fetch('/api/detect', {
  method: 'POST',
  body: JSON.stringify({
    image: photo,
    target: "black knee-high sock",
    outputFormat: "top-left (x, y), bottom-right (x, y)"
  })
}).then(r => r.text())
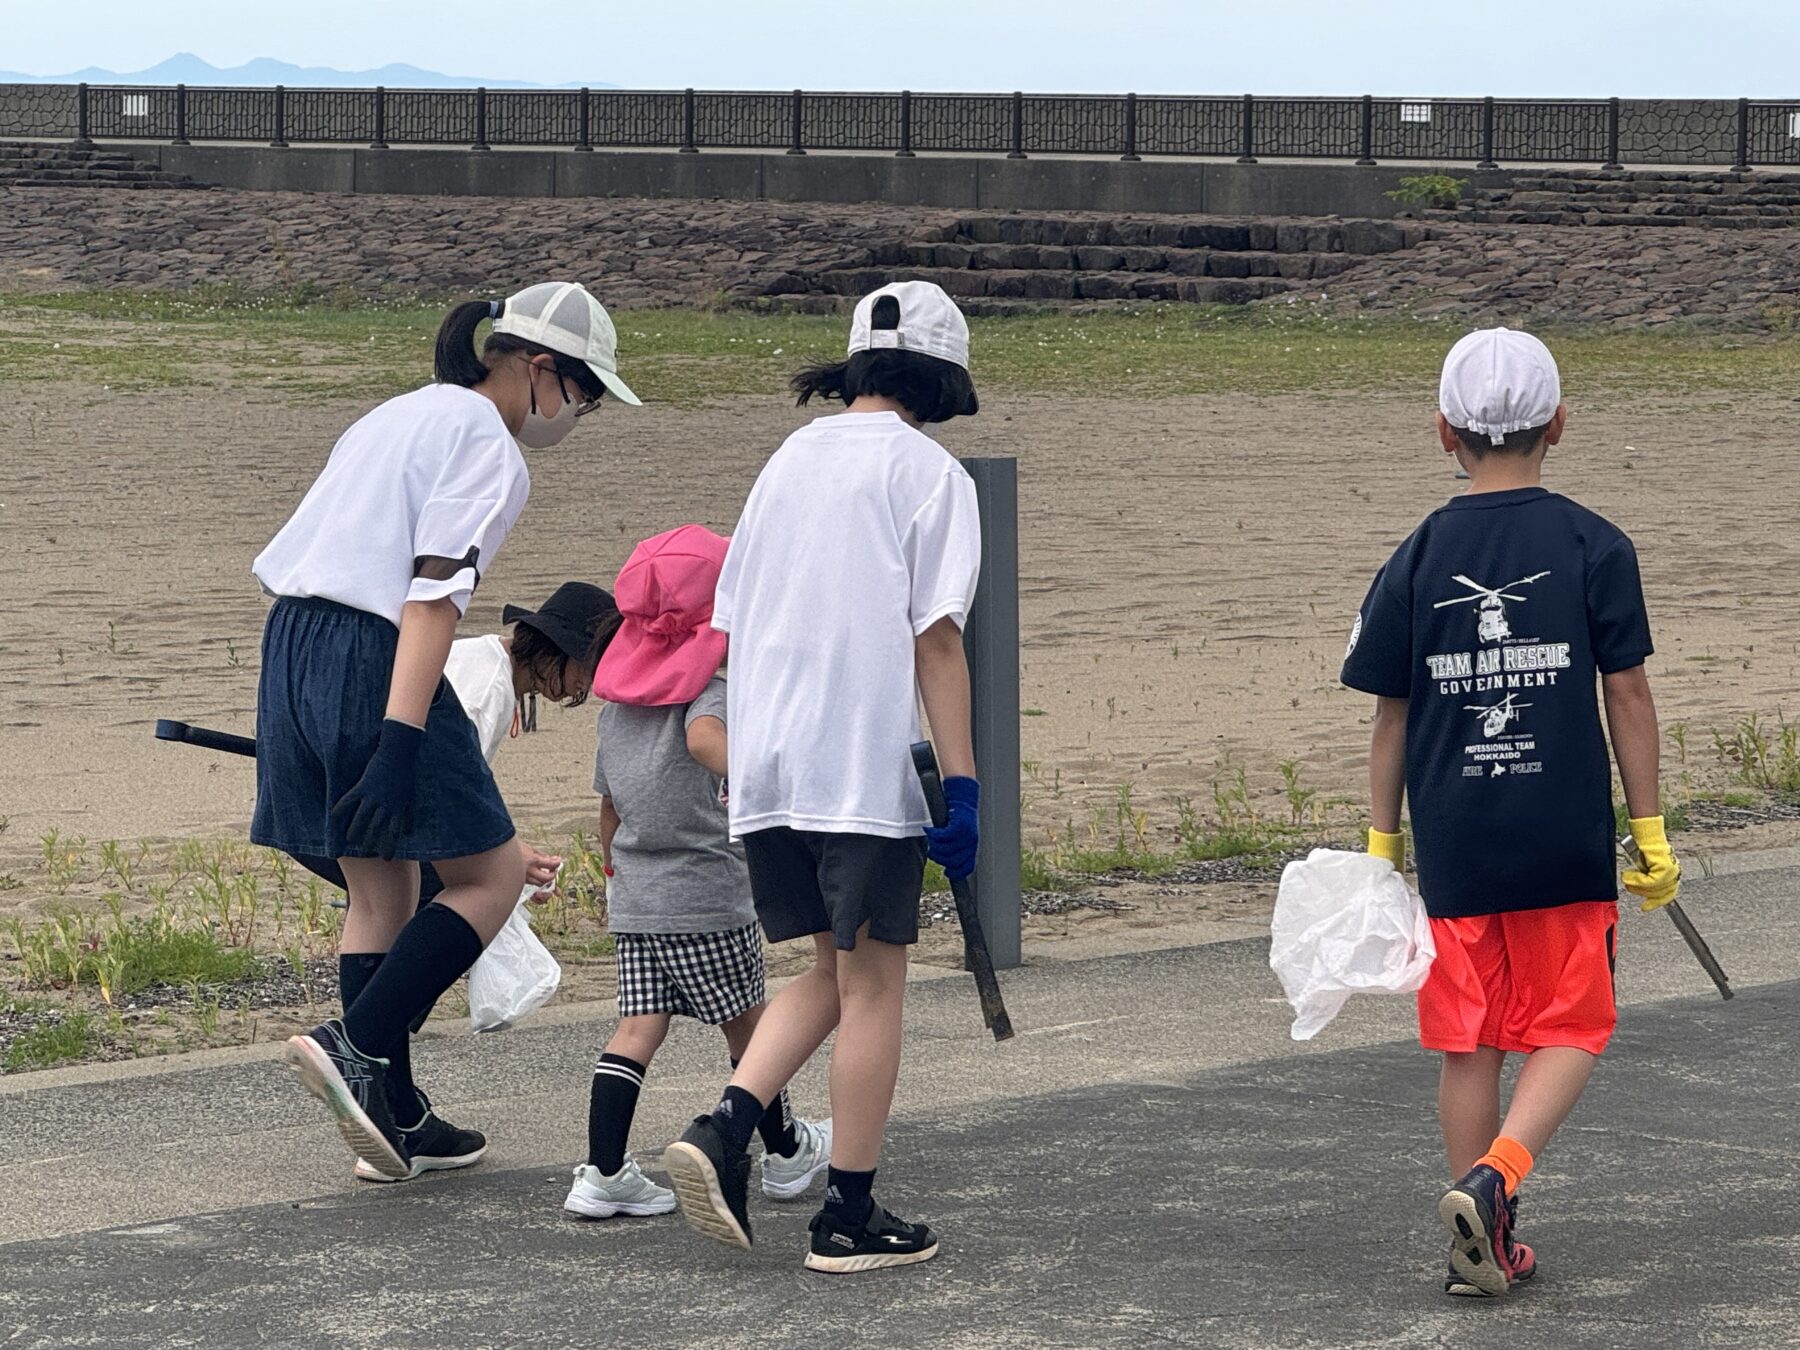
top-left (342, 903), bottom-right (482, 1062)
top-left (341, 952), bottom-right (420, 1121)
top-left (824, 1167), bottom-right (875, 1226)
top-left (588, 1053), bottom-right (646, 1175)
top-left (731, 1057), bottom-right (799, 1158)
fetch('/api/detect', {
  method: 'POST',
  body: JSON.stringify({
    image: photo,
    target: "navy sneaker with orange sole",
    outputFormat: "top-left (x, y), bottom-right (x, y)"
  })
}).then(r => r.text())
top-left (1439, 1164), bottom-right (1518, 1296)
top-left (1446, 1192), bottom-right (1535, 1296)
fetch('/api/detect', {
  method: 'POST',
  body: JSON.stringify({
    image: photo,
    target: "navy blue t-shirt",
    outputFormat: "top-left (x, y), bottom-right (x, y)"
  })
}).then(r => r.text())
top-left (1341, 488), bottom-right (1652, 918)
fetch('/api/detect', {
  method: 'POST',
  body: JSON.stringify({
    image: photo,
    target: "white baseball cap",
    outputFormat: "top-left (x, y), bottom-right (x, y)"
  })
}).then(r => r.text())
top-left (848, 280), bottom-right (971, 370)
top-left (1439, 327), bottom-right (1561, 446)
top-left (494, 281), bottom-right (641, 406)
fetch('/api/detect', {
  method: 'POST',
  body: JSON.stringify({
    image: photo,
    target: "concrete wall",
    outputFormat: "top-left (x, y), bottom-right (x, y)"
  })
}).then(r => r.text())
top-left (121, 141), bottom-right (1510, 219)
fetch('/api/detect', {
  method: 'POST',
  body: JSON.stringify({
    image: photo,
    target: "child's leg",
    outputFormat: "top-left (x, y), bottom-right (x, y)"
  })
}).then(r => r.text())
top-left (338, 858), bottom-right (424, 1103)
top-left (1497, 1046), bottom-right (1596, 1158)
top-left (341, 839), bottom-right (524, 1062)
top-left (589, 1014), bottom-right (670, 1173)
top-left (722, 1004), bottom-right (799, 1158)
top-left (827, 928), bottom-right (907, 1174)
top-left (1439, 1047), bottom-right (1506, 1177)
top-left (339, 858), bottom-right (420, 955)
top-left (724, 935), bottom-right (841, 1108)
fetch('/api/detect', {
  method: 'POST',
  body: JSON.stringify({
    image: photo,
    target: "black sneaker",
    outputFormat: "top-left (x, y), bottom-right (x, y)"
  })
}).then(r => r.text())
top-left (354, 1088), bottom-right (487, 1183)
top-left (804, 1202), bottom-right (940, 1274)
top-left (663, 1115), bottom-right (753, 1250)
top-left (1438, 1164), bottom-right (1516, 1297)
top-left (283, 1019), bottom-right (410, 1180)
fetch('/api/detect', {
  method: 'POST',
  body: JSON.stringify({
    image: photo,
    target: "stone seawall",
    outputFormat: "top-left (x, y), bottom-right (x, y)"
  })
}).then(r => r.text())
top-left (5, 187), bottom-right (1799, 329)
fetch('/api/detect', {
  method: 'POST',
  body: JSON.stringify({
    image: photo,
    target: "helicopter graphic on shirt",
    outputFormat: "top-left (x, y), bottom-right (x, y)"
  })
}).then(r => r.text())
top-left (1464, 691), bottom-right (1533, 739)
top-left (1433, 572), bottom-right (1551, 643)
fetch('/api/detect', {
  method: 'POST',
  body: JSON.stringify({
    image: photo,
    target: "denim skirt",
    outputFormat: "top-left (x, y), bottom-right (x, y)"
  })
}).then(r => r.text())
top-left (250, 596), bottom-right (514, 863)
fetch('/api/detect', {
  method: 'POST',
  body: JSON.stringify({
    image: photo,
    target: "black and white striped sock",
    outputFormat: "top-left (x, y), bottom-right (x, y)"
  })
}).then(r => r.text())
top-left (587, 1052), bottom-right (647, 1175)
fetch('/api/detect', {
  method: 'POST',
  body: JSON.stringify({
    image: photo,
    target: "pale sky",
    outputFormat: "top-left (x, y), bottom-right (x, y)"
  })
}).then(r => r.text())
top-left (1, 0), bottom-right (1793, 97)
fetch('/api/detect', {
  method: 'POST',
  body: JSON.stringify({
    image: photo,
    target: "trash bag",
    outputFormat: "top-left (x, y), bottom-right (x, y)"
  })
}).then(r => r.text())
top-left (467, 887), bottom-right (562, 1033)
top-left (1269, 848), bottom-right (1436, 1041)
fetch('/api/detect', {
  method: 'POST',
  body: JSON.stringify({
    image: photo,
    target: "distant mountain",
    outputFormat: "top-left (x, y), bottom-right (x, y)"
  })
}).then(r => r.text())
top-left (0, 53), bottom-right (612, 89)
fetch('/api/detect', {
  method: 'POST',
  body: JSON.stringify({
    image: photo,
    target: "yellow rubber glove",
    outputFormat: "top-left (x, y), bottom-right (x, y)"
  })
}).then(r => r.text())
top-left (1368, 828), bottom-right (1406, 871)
top-left (1623, 815), bottom-right (1681, 912)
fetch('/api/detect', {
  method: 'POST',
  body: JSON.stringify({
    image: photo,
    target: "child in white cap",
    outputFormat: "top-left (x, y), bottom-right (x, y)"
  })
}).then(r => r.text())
top-left (258, 283), bottom-right (639, 1181)
top-left (1341, 327), bottom-right (1681, 1297)
top-left (562, 525), bottom-right (830, 1221)
top-left (662, 280), bottom-right (982, 1273)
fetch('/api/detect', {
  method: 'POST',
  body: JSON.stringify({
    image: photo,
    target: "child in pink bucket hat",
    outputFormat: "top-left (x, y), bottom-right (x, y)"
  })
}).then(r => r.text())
top-left (594, 525), bottom-right (731, 707)
top-left (563, 524), bottom-right (830, 1223)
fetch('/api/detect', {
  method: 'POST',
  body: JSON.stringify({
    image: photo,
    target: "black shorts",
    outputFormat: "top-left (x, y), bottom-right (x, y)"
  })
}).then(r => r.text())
top-left (743, 828), bottom-right (927, 951)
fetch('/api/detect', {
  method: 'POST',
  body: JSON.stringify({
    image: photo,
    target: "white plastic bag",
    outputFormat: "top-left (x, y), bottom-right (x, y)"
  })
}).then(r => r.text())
top-left (467, 886), bottom-right (562, 1033)
top-left (1269, 848), bottom-right (1436, 1041)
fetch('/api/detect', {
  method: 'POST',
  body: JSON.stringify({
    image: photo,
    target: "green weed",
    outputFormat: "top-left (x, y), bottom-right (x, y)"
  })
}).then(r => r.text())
top-left (1711, 713), bottom-right (1800, 793)
top-left (3, 1013), bottom-right (97, 1072)
top-left (1386, 174), bottom-right (1468, 210)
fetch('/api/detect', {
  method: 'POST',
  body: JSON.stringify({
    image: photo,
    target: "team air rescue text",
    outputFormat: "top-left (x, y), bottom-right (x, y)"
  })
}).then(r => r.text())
top-left (1427, 642), bottom-right (1572, 695)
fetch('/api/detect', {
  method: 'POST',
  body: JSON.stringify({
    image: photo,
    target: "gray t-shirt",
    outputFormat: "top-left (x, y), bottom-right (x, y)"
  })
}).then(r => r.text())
top-left (594, 676), bottom-right (754, 934)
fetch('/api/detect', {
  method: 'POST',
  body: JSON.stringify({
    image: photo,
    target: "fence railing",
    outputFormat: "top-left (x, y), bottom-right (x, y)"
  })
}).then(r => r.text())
top-left (5, 84), bottom-right (1799, 168)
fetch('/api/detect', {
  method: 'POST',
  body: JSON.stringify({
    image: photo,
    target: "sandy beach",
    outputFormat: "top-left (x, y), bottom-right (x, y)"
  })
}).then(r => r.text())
top-left (3, 378), bottom-right (1795, 903)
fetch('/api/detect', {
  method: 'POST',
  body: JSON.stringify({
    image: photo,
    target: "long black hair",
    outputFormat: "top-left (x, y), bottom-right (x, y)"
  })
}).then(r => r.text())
top-left (789, 295), bottom-right (978, 423)
top-left (432, 299), bottom-right (607, 404)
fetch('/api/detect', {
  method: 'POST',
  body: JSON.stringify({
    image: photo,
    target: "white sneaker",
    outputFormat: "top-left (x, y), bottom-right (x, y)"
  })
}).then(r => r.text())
top-left (563, 1157), bottom-right (677, 1219)
top-left (761, 1117), bottom-right (832, 1201)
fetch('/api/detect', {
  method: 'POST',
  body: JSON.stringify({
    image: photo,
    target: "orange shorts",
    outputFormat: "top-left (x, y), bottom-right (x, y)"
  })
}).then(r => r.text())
top-left (1418, 900), bottom-right (1619, 1056)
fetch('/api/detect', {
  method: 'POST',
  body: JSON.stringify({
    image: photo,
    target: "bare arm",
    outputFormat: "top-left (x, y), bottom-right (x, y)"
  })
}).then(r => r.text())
top-left (915, 616), bottom-right (975, 779)
top-left (386, 594), bottom-right (461, 726)
top-left (1369, 696), bottom-right (1408, 833)
top-left (598, 795), bottom-right (620, 872)
top-left (686, 716), bottom-right (729, 778)
top-left (1603, 665), bottom-right (1661, 819)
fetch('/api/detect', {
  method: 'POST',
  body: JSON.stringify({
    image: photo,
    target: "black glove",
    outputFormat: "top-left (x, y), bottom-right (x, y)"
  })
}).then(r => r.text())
top-left (331, 718), bottom-right (425, 858)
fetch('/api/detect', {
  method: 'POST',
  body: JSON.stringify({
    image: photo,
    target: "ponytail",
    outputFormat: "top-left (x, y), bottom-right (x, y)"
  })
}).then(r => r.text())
top-left (433, 299), bottom-right (501, 388)
top-left (432, 296), bottom-right (608, 402)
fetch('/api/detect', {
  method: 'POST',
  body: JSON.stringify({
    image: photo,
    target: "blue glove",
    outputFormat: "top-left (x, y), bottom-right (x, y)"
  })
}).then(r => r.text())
top-left (925, 776), bottom-right (980, 881)
top-left (331, 718), bottom-right (425, 858)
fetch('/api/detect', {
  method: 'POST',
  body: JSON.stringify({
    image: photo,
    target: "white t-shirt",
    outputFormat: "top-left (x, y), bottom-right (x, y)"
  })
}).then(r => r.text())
top-left (443, 635), bottom-right (517, 764)
top-left (713, 410), bottom-right (981, 839)
top-left (253, 384), bottom-right (529, 626)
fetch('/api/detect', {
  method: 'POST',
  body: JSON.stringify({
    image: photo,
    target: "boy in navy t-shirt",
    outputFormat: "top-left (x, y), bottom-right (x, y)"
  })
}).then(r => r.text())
top-left (1342, 328), bottom-right (1682, 1298)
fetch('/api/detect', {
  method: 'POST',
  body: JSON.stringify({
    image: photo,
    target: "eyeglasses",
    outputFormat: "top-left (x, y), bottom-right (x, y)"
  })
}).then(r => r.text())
top-left (552, 369), bottom-right (605, 418)
top-left (524, 354), bottom-right (604, 417)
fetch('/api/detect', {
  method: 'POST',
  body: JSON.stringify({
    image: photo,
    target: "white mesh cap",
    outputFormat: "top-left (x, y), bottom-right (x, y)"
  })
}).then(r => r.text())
top-left (847, 279), bottom-right (971, 370)
top-left (1439, 327), bottom-right (1560, 446)
top-left (493, 281), bottom-right (641, 406)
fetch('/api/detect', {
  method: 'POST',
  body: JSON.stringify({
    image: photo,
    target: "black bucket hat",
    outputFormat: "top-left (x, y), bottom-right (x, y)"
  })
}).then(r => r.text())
top-left (502, 582), bottom-right (618, 663)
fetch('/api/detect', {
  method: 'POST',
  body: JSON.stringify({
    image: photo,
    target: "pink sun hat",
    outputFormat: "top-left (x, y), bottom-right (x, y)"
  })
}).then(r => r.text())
top-left (593, 524), bottom-right (730, 707)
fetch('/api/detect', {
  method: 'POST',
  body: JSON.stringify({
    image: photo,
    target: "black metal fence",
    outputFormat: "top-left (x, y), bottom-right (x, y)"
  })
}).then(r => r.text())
top-left (4, 83), bottom-right (1799, 168)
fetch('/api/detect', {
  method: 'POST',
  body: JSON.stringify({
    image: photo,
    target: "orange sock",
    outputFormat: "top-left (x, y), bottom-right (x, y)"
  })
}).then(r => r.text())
top-left (1476, 1136), bottom-right (1534, 1196)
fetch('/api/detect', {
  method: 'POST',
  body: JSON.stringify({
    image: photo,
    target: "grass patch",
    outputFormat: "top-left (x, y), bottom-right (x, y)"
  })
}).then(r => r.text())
top-left (7, 290), bottom-right (1800, 404)
top-left (2, 1012), bottom-right (97, 1072)
top-left (1711, 713), bottom-right (1800, 795)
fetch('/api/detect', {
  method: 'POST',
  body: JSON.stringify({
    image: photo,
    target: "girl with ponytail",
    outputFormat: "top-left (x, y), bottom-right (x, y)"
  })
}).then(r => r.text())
top-left (250, 282), bottom-right (639, 1182)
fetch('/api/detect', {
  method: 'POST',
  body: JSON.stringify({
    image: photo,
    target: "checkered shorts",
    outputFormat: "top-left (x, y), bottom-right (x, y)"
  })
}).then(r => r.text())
top-left (614, 924), bottom-right (767, 1024)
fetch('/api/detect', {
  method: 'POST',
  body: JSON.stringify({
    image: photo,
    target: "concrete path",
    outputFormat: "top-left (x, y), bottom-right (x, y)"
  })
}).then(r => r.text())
top-left (2, 855), bottom-right (1796, 1348)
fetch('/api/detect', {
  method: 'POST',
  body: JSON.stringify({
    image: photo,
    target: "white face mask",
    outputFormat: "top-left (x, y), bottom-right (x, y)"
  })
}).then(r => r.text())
top-left (516, 364), bottom-right (579, 449)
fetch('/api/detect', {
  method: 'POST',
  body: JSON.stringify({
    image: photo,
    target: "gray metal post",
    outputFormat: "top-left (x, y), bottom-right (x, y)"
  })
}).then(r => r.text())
top-left (959, 457), bottom-right (1022, 970)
